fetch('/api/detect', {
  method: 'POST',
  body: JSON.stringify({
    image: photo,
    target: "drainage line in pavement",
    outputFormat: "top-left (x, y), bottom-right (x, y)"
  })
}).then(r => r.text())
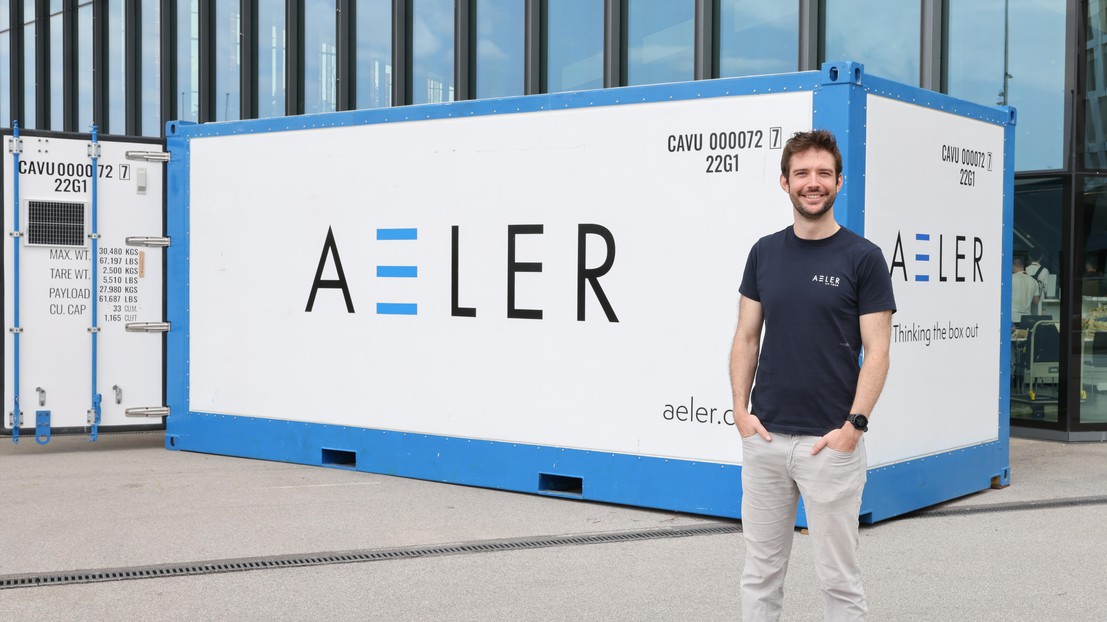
top-left (907, 494), bottom-right (1107, 519)
top-left (0, 523), bottom-right (742, 590)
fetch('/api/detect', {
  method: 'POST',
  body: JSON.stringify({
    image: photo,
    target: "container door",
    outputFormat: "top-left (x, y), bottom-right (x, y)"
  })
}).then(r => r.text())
top-left (3, 131), bottom-right (166, 443)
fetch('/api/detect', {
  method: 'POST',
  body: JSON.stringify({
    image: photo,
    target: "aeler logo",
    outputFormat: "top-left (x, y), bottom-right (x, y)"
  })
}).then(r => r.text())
top-left (304, 223), bottom-right (620, 322)
top-left (889, 231), bottom-right (984, 283)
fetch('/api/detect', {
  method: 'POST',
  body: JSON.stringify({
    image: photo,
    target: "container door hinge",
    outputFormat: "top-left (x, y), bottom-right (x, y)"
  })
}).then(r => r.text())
top-left (125, 322), bottom-right (170, 333)
top-left (124, 150), bottom-right (170, 162)
top-left (126, 406), bottom-right (170, 418)
top-left (35, 411), bottom-right (51, 445)
top-left (125, 236), bottom-right (171, 248)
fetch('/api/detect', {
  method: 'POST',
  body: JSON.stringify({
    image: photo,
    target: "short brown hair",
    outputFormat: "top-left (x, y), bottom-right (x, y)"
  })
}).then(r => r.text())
top-left (780, 129), bottom-right (842, 177)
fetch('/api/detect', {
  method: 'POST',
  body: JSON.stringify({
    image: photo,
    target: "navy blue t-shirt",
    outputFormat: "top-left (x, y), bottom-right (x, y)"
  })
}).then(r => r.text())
top-left (739, 225), bottom-right (896, 436)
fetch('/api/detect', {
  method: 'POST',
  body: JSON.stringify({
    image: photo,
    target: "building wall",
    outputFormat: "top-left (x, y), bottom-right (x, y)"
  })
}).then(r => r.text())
top-left (4, 0), bottom-right (1103, 438)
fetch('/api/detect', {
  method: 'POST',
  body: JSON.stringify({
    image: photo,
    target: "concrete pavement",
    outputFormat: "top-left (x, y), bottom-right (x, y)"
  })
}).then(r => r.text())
top-left (0, 433), bottom-right (1103, 621)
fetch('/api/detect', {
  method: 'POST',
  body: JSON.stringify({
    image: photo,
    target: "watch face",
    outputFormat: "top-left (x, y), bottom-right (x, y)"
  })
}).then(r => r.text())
top-left (850, 414), bottom-right (868, 430)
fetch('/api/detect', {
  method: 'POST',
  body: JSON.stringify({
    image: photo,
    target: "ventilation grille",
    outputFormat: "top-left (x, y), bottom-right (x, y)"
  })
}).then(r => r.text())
top-left (27, 200), bottom-right (86, 246)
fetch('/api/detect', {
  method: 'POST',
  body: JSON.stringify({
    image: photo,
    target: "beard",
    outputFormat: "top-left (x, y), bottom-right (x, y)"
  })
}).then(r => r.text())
top-left (790, 192), bottom-right (836, 221)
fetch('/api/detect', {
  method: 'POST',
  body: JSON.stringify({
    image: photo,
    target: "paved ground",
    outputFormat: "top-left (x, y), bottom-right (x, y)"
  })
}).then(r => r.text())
top-left (0, 433), bottom-right (1103, 621)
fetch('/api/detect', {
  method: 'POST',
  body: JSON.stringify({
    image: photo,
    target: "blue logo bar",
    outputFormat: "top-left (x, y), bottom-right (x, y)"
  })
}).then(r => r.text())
top-left (915, 254), bottom-right (930, 262)
top-left (377, 303), bottom-right (418, 315)
top-left (915, 275), bottom-right (930, 282)
top-left (377, 228), bottom-right (418, 241)
top-left (377, 266), bottom-right (418, 278)
top-left (915, 233), bottom-right (930, 241)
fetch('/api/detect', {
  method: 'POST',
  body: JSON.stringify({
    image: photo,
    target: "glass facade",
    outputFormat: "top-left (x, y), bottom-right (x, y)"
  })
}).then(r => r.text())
top-left (412, 0), bottom-right (453, 104)
top-left (49, 0), bottom-right (62, 130)
top-left (475, 0), bottom-right (523, 99)
top-left (141, 0), bottom-right (161, 135)
top-left (305, 0), bottom-right (337, 114)
top-left (949, 0), bottom-right (1066, 172)
top-left (258, 0), bottom-right (285, 118)
top-left (356, 0), bottom-right (391, 108)
top-left (0, 0), bottom-right (1101, 437)
top-left (215, 0), bottom-right (241, 121)
top-left (824, 0), bottom-right (919, 86)
top-left (627, 0), bottom-right (694, 86)
top-left (718, 0), bottom-right (797, 78)
top-left (546, 1), bottom-right (602, 92)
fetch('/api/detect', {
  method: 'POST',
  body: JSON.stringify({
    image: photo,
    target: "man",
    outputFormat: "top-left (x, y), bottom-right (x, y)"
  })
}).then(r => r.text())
top-left (729, 129), bottom-right (896, 621)
top-left (1026, 249), bottom-right (1051, 298)
top-left (1012, 257), bottom-right (1039, 323)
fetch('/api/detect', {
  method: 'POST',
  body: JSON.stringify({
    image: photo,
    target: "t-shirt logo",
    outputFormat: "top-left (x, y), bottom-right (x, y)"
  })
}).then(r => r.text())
top-left (811, 274), bottom-right (841, 287)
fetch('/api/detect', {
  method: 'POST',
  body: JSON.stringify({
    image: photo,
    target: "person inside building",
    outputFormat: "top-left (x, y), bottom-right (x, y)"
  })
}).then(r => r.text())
top-left (1026, 248), bottom-right (1051, 298)
top-left (1013, 256), bottom-right (1039, 322)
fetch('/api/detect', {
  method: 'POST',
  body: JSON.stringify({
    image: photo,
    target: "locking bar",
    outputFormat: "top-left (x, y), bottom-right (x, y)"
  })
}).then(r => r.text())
top-left (125, 407), bottom-right (170, 418)
top-left (125, 322), bottom-right (171, 333)
top-left (125, 236), bottom-right (171, 248)
top-left (10, 122), bottom-right (23, 445)
top-left (89, 125), bottom-right (102, 442)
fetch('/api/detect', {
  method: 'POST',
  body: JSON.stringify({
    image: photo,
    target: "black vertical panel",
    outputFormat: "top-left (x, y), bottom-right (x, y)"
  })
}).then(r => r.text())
top-left (161, 0), bottom-right (175, 125)
top-left (603, 0), bottom-right (624, 88)
top-left (198, 0), bottom-right (214, 122)
top-left (693, 0), bottom-right (717, 80)
top-left (798, 0), bottom-right (819, 71)
top-left (523, 0), bottom-right (543, 95)
top-left (63, 0), bottom-right (77, 131)
top-left (8, 1), bottom-right (21, 126)
top-left (286, 0), bottom-right (303, 114)
top-left (391, 0), bottom-right (409, 105)
top-left (241, 0), bottom-right (256, 117)
top-left (92, 0), bottom-right (107, 129)
top-left (454, 0), bottom-right (473, 100)
top-left (36, 0), bottom-right (48, 127)
top-left (125, 0), bottom-right (140, 134)
top-left (336, 0), bottom-right (355, 110)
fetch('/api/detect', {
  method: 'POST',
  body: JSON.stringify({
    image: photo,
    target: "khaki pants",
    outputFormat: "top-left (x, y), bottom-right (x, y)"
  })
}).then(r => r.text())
top-left (740, 433), bottom-right (868, 622)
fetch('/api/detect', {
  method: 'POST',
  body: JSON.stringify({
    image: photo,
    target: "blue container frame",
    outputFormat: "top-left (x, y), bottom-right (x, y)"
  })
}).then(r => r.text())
top-left (164, 62), bottom-right (1013, 524)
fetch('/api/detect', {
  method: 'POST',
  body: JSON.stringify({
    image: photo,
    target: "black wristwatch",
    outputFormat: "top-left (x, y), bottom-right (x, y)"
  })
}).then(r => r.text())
top-left (846, 413), bottom-right (869, 432)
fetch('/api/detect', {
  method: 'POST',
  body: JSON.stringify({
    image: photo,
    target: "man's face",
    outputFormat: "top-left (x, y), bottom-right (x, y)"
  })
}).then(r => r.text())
top-left (780, 148), bottom-right (843, 221)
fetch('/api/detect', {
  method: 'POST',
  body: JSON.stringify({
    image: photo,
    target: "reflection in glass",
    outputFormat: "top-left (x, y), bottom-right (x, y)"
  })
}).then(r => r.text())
top-left (141, 0), bottom-right (161, 135)
top-left (305, 0), bottom-right (336, 114)
top-left (50, 6), bottom-right (63, 129)
top-left (413, 0), bottom-right (453, 104)
top-left (78, 2), bottom-right (93, 129)
top-left (0, 0), bottom-right (6, 126)
top-left (258, 0), bottom-right (285, 117)
top-left (215, 0), bottom-right (241, 121)
top-left (627, 0), bottom-right (694, 86)
top-left (356, 0), bottom-right (390, 108)
top-left (23, 0), bottom-right (35, 128)
top-left (177, 0), bottom-right (199, 122)
top-left (475, 0), bottom-right (523, 98)
top-left (718, 0), bottom-right (796, 77)
top-left (1086, 1), bottom-right (1107, 169)
top-left (1081, 178), bottom-right (1107, 425)
top-left (1010, 177), bottom-right (1064, 423)
top-left (0, 30), bottom-right (8, 127)
top-left (949, 0), bottom-right (1064, 171)
top-left (108, 0), bottom-right (125, 132)
top-left (546, 0), bottom-right (602, 92)
top-left (824, 0), bottom-right (918, 86)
